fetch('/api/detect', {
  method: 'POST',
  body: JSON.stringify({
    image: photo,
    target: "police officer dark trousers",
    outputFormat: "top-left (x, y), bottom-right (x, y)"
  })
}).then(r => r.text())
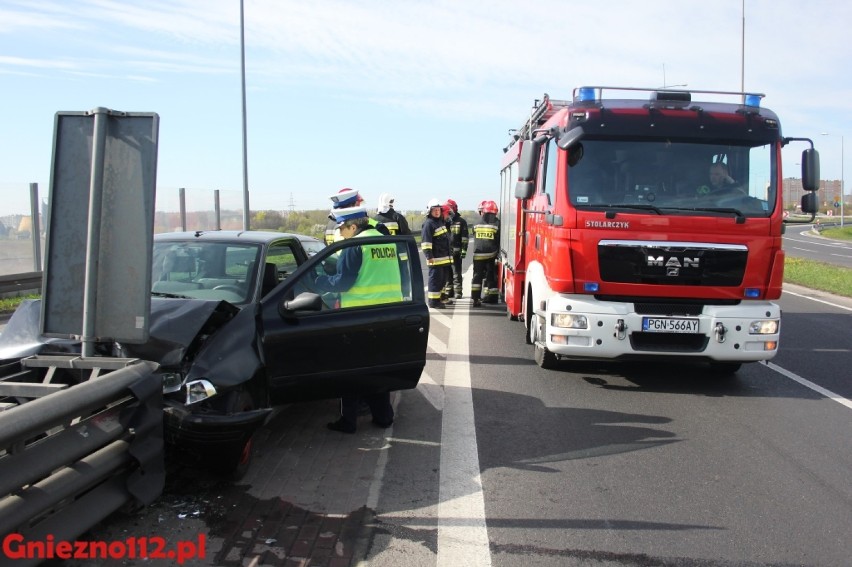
top-left (331, 393), bottom-right (394, 433)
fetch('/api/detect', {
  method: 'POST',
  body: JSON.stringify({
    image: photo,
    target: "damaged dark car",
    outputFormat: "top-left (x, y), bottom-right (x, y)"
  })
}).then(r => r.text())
top-left (0, 230), bottom-right (429, 478)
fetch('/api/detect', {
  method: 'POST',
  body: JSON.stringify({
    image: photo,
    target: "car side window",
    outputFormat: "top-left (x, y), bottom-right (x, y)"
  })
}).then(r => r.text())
top-left (290, 237), bottom-right (413, 312)
top-left (267, 242), bottom-right (300, 281)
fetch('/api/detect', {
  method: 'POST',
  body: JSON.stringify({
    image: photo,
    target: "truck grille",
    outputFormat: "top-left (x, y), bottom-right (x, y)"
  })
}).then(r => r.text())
top-left (598, 241), bottom-right (748, 286)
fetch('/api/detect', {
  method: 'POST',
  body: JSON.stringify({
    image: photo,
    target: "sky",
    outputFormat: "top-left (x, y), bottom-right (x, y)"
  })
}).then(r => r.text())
top-left (1, 0), bottom-right (851, 216)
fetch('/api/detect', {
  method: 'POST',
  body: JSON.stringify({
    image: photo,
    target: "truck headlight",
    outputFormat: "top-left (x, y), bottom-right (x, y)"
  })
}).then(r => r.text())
top-left (749, 320), bottom-right (779, 334)
top-left (551, 313), bottom-right (588, 329)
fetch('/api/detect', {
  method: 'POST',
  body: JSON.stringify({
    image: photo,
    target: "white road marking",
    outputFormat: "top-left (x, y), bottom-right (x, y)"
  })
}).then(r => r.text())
top-left (428, 334), bottom-right (448, 355)
top-left (782, 288), bottom-right (852, 312)
top-left (417, 371), bottom-right (444, 411)
top-left (769, 286), bottom-right (852, 410)
top-left (763, 361), bottom-right (852, 411)
top-left (437, 274), bottom-right (492, 567)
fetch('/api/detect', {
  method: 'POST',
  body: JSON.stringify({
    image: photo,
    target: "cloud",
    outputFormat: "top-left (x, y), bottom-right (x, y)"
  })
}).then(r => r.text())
top-left (2, 0), bottom-right (851, 202)
top-left (5, 0), bottom-right (851, 111)
top-left (0, 55), bottom-right (79, 70)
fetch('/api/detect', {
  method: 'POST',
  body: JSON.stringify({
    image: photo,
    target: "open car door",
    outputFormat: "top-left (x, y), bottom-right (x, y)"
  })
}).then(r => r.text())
top-left (259, 234), bottom-right (429, 404)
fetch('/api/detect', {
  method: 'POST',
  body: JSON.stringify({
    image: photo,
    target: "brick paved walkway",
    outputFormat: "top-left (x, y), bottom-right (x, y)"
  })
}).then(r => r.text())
top-left (65, 396), bottom-right (397, 567)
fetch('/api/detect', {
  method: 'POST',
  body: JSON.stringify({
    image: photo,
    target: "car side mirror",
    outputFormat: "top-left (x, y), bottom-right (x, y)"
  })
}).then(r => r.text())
top-left (279, 292), bottom-right (323, 318)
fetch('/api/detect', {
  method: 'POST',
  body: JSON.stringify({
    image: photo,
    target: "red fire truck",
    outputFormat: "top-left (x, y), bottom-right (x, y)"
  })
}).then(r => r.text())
top-left (499, 86), bottom-right (820, 372)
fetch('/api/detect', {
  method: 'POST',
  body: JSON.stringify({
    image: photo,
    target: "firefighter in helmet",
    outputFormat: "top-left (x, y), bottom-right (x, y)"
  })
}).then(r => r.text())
top-left (373, 192), bottom-right (411, 235)
top-left (439, 203), bottom-right (455, 303)
top-left (443, 198), bottom-right (469, 300)
top-left (421, 198), bottom-right (452, 309)
top-left (471, 200), bottom-right (500, 307)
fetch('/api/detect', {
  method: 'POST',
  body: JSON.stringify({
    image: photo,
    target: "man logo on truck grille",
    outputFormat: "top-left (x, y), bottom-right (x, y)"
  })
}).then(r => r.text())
top-left (647, 255), bottom-right (699, 277)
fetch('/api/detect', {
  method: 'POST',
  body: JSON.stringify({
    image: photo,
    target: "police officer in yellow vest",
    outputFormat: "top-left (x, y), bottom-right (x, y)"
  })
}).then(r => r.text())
top-left (315, 206), bottom-right (403, 308)
top-left (314, 205), bottom-right (400, 432)
top-left (326, 188), bottom-right (390, 246)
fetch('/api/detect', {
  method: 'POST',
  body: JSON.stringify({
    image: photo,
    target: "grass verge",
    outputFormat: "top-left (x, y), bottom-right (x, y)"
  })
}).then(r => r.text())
top-left (819, 225), bottom-right (852, 241)
top-left (783, 257), bottom-right (852, 298)
top-left (0, 294), bottom-right (38, 315)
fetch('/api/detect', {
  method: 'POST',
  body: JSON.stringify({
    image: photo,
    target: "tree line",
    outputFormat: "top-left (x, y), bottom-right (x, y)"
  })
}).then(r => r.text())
top-left (154, 209), bottom-right (481, 238)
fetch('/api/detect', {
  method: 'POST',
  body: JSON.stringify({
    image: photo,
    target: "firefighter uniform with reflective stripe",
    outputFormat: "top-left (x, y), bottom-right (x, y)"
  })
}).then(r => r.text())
top-left (421, 212), bottom-right (452, 306)
top-left (471, 212), bottom-right (500, 304)
top-left (447, 210), bottom-right (469, 298)
top-left (373, 209), bottom-right (411, 236)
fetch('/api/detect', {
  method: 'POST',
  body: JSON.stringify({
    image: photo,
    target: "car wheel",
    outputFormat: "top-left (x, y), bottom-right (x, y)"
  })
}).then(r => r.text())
top-left (216, 388), bottom-right (256, 481)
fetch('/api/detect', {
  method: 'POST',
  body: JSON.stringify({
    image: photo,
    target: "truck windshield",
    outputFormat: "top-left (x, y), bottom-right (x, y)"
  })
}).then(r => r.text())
top-left (568, 139), bottom-right (775, 218)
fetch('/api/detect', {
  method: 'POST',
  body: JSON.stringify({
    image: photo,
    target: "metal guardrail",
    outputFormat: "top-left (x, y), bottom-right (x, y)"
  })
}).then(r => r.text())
top-left (0, 356), bottom-right (163, 564)
top-left (0, 272), bottom-right (42, 296)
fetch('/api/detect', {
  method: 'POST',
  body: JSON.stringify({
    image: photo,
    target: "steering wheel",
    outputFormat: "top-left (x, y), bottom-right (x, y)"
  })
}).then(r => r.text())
top-left (213, 285), bottom-right (243, 293)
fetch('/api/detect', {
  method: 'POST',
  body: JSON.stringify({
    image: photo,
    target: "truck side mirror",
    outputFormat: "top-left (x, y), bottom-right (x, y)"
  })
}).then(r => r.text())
top-left (515, 137), bottom-right (543, 200)
top-left (515, 180), bottom-right (535, 199)
top-left (800, 192), bottom-right (818, 215)
top-left (801, 148), bottom-right (820, 191)
top-left (557, 126), bottom-right (585, 151)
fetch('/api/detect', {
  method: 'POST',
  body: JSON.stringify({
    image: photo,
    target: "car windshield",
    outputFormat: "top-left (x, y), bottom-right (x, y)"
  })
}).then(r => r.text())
top-left (151, 240), bottom-right (262, 305)
top-left (567, 139), bottom-right (775, 218)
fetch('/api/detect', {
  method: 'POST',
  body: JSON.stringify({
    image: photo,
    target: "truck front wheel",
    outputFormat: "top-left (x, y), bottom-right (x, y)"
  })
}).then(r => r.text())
top-left (531, 313), bottom-right (559, 370)
top-left (524, 288), bottom-right (534, 344)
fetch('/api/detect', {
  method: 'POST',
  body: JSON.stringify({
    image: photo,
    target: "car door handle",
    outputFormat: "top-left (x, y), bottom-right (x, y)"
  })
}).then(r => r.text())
top-left (404, 315), bottom-right (423, 326)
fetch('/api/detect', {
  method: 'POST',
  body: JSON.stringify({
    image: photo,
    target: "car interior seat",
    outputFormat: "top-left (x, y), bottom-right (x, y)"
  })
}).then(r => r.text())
top-left (261, 262), bottom-right (278, 297)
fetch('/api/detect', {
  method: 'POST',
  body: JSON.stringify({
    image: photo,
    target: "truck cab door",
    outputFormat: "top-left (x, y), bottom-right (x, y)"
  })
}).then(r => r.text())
top-left (258, 235), bottom-right (429, 405)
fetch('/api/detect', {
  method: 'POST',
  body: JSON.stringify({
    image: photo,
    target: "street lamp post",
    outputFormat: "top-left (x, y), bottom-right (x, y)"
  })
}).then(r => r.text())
top-left (821, 133), bottom-right (845, 228)
top-left (240, 0), bottom-right (250, 231)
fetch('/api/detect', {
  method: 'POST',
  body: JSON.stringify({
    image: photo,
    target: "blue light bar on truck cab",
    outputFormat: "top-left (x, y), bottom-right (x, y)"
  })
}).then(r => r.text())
top-left (744, 94), bottom-right (762, 108)
top-left (576, 87), bottom-right (597, 102)
top-left (744, 288), bottom-right (761, 298)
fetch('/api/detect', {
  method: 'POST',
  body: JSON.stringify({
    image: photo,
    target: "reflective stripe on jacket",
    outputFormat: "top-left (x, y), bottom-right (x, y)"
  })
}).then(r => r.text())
top-left (472, 215), bottom-right (499, 261)
top-left (449, 212), bottom-right (469, 253)
top-left (374, 209), bottom-right (411, 235)
top-left (420, 216), bottom-right (452, 266)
